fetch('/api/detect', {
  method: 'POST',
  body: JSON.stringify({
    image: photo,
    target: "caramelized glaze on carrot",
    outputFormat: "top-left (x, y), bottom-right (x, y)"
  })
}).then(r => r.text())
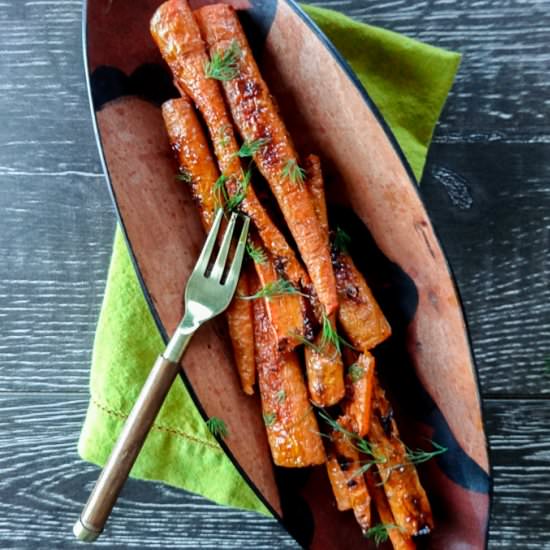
top-left (334, 251), bottom-right (392, 351)
top-left (369, 379), bottom-right (434, 537)
top-left (151, 0), bottom-right (307, 287)
top-left (195, 4), bottom-right (338, 315)
top-left (343, 352), bottom-right (376, 437)
top-left (161, 95), bottom-right (256, 395)
top-left (326, 455), bottom-right (352, 511)
top-left (252, 292), bottom-right (325, 467)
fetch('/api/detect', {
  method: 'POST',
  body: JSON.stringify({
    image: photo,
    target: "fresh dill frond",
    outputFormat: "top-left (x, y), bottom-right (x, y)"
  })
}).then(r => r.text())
top-left (206, 416), bottom-right (228, 439)
top-left (224, 169), bottom-right (252, 212)
top-left (175, 170), bottom-right (192, 184)
top-left (204, 40), bottom-right (241, 81)
top-left (293, 333), bottom-right (322, 353)
top-left (348, 362), bottom-right (365, 383)
top-left (241, 279), bottom-right (303, 301)
top-left (263, 412), bottom-right (277, 427)
top-left (364, 524), bottom-right (401, 546)
top-left (213, 173), bottom-right (229, 209)
top-left (406, 440), bottom-right (447, 464)
top-left (281, 159), bottom-right (306, 186)
top-left (319, 311), bottom-right (356, 354)
top-left (236, 137), bottom-right (269, 158)
top-left (276, 390), bottom-right (286, 403)
top-left (333, 226), bottom-right (351, 253)
top-left (246, 242), bottom-right (268, 264)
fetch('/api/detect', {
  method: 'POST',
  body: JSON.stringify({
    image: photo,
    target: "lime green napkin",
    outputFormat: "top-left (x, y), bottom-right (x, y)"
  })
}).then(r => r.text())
top-left (78, 4), bottom-right (460, 516)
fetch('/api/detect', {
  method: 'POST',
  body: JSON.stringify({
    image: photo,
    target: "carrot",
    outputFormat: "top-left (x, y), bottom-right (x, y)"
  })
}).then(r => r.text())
top-left (161, 96), bottom-right (256, 395)
top-left (150, 0), bottom-right (307, 288)
top-left (300, 155), bottom-right (345, 405)
top-left (343, 352), bottom-right (376, 437)
top-left (366, 470), bottom-right (416, 550)
top-left (248, 236), bottom-right (304, 351)
top-left (334, 250), bottom-right (392, 351)
top-left (304, 313), bottom-right (345, 407)
top-left (326, 456), bottom-right (352, 511)
top-left (330, 416), bottom-right (372, 533)
top-left (195, 5), bottom-right (338, 315)
top-left (161, 97), bottom-right (218, 228)
top-left (252, 288), bottom-right (325, 467)
top-left (369, 379), bottom-right (434, 537)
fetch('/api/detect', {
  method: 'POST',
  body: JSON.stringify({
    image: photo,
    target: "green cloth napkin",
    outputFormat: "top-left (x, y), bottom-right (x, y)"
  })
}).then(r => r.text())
top-left (78, 4), bottom-right (460, 516)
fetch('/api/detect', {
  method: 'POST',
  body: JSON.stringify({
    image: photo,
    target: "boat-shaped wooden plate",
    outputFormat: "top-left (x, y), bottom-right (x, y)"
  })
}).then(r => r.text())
top-left (83, 0), bottom-right (492, 548)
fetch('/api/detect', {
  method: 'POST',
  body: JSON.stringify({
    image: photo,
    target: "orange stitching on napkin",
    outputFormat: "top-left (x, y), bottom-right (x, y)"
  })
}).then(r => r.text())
top-left (91, 397), bottom-right (222, 452)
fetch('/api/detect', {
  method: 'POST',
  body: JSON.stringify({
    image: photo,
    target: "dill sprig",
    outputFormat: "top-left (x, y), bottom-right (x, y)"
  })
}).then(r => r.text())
top-left (241, 278), bottom-right (303, 301)
top-left (281, 159), bottom-right (306, 186)
top-left (276, 390), bottom-right (286, 403)
top-left (333, 226), bottom-right (351, 253)
top-left (406, 440), bottom-right (447, 465)
top-left (175, 170), bottom-right (192, 184)
top-left (204, 40), bottom-right (241, 81)
top-left (206, 417), bottom-right (228, 439)
top-left (263, 412), bottom-right (277, 427)
top-left (364, 524), bottom-right (401, 546)
top-left (319, 312), bottom-right (356, 354)
top-left (236, 137), bottom-right (269, 158)
top-left (246, 242), bottom-right (268, 264)
top-left (225, 168), bottom-right (252, 212)
top-left (348, 362), bottom-right (365, 383)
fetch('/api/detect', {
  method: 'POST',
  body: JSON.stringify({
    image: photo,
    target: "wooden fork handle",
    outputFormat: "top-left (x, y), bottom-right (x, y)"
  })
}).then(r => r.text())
top-left (73, 355), bottom-right (180, 541)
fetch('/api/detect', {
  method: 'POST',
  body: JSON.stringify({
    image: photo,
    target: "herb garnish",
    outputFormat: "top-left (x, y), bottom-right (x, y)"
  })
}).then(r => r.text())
top-left (405, 441), bottom-right (447, 465)
top-left (348, 362), bottom-right (365, 383)
top-left (333, 226), bottom-right (351, 253)
top-left (263, 412), bottom-right (277, 426)
top-left (206, 417), bottom-right (228, 438)
top-left (276, 390), bottom-right (286, 403)
top-left (246, 242), bottom-right (268, 264)
top-left (236, 137), bottom-right (269, 158)
top-left (281, 159), bottom-right (306, 186)
top-left (175, 170), bottom-right (192, 184)
top-left (204, 40), bottom-right (241, 81)
top-left (225, 168), bottom-right (252, 212)
top-left (241, 278), bottom-right (304, 301)
top-left (364, 524), bottom-right (402, 546)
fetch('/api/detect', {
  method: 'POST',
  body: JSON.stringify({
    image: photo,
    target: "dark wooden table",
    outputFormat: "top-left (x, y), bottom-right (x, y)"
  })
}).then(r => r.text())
top-left (1, 0), bottom-right (549, 548)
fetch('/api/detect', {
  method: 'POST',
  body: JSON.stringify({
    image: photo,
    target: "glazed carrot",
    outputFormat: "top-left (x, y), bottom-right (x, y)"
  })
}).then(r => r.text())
top-left (301, 155), bottom-right (345, 405)
top-left (195, 5), bottom-right (338, 315)
top-left (331, 416), bottom-right (372, 533)
top-left (326, 456), bottom-right (352, 511)
top-left (305, 154), bottom-right (329, 235)
top-left (334, 250), bottom-right (392, 351)
top-left (248, 236), bottom-right (304, 351)
top-left (369, 379), bottom-right (434, 537)
top-left (343, 352), bottom-right (376, 437)
top-left (150, 0), bottom-right (307, 288)
top-left (161, 96), bottom-right (256, 395)
top-left (252, 291), bottom-right (325, 467)
top-left (162, 97), bottom-right (218, 228)
top-left (366, 470), bottom-right (416, 550)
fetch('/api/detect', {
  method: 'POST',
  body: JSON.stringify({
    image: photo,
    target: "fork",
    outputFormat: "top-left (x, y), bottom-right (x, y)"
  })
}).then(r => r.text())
top-left (73, 209), bottom-right (250, 542)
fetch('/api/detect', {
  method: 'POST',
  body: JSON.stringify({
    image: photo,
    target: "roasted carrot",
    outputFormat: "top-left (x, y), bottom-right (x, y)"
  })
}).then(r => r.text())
top-left (248, 236), bottom-right (304, 351)
top-left (151, 0), bottom-right (307, 288)
top-left (334, 250), bottom-right (392, 351)
top-left (252, 289), bottom-right (325, 467)
top-left (196, 5), bottom-right (338, 315)
top-left (343, 352), bottom-right (376, 437)
top-left (161, 96), bottom-right (256, 395)
top-left (369, 379), bottom-right (434, 537)
top-left (366, 470), bottom-right (416, 550)
top-left (301, 155), bottom-right (345, 405)
top-left (326, 455), bottom-right (352, 511)
top-left (330, 416), bottom-right (372, 533)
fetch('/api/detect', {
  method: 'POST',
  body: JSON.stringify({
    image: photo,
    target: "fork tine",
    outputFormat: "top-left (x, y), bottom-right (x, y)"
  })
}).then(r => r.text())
top-left (224, 216), bottom-right (250, 291)
top-left (194, 208), bottom-right (223, 274)
top-left (210, 212), bottom-right (238, 282)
